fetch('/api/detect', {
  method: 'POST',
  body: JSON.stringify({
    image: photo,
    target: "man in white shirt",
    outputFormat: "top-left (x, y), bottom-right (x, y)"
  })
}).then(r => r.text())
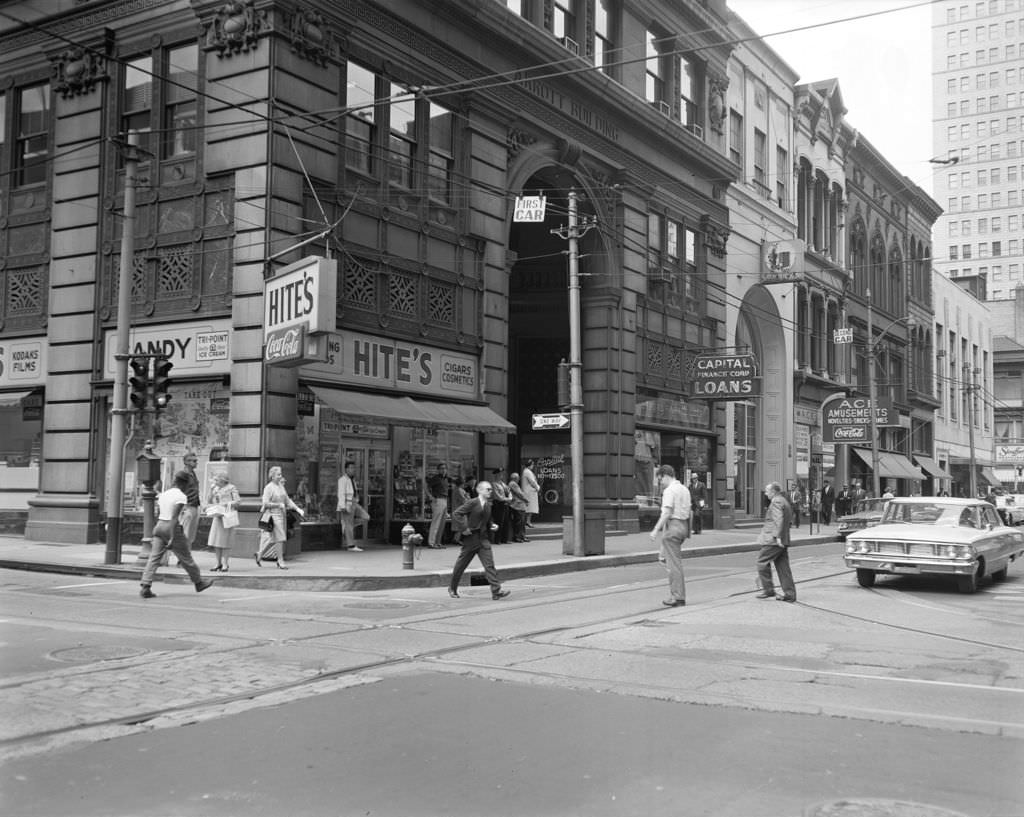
top-left (336, 460), bottom-right (363, 552)
top-left (649, 464), bottom-right (692, 607)
top-left (140, 471), bottom-right (215, 599)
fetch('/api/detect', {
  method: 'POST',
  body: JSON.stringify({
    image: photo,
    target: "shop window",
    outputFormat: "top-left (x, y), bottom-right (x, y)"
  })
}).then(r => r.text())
top-left (0, 395), bottom-right (42, 498)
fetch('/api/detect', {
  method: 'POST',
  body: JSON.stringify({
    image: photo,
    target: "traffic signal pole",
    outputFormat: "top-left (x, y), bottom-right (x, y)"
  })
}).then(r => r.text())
top-left (105, 131), bottom-right (139, 564)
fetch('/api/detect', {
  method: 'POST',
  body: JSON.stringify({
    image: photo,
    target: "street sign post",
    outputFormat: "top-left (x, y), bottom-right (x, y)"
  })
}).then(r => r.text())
top-left (833, 327), bottom-right (853, 344)
top-left (532, 412), bottom-right (570, 430)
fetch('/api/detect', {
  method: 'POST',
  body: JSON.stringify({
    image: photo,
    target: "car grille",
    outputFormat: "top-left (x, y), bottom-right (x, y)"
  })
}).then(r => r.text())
top-left (868, 541), bottom-right (934, 556)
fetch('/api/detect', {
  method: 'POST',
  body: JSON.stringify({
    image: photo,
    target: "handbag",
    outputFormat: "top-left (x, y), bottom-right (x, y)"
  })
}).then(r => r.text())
top-left (222, 508), bottom-right (239, 529)
top-left (258, 511), bottom-right (275, 532)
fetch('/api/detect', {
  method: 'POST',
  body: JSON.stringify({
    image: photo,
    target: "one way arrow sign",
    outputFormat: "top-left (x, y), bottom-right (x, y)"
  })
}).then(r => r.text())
top-left (532, 412), bottom-right (571, 430)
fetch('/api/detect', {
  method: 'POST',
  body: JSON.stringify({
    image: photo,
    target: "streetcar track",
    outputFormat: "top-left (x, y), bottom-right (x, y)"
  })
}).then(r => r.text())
top-left (4, 559), bottom-right (1023, 752)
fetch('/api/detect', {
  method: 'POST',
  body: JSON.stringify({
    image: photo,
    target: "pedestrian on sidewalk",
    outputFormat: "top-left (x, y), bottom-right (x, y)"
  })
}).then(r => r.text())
top-left (140, 471), bottom-right (215, 599)
top-left (689, 473), bottom-right (707, 534)
top-left (257, 466), bottom-right (303, 569)
top-left (207, 471), bottom-right (239, 572)
top-left (820, 480), bottom-right (835, 525)
top-left (447, 480), bottom-right (510, 600)
top-left (789, 482), bottom-right (803, 529)
top-left (336, 460), bottom-right (365, 552)
top-left (508, 472), bottom-right (529, 542)
top-left (649, 464), bottom-right (691, 607)
top-left (521, 459), bottom-right (540, 528)
top-left (755, 482), bottom-right (796, 603)
top-left (425, 462), bottom-right (450, 549)
top-left (178, 450), bottom-right (202, 548)
top-left (489, 467), bottom-right (512, 544)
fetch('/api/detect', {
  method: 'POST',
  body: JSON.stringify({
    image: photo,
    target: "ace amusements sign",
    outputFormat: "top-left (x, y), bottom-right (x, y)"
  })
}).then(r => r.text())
top-left (822, 394), bottom-right (897, 443)
top-left (687, 353), bottom-right (761, 400)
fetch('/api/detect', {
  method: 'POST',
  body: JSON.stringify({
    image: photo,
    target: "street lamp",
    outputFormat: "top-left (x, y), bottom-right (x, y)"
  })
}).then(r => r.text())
top-left (866, 287), bottom-right (914, 498)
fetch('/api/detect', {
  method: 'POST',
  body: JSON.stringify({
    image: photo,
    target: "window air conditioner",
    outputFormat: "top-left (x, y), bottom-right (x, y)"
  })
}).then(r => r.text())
top-left (560, 36), bottom-right (579, 55)
top-left (684, 123), bottom-right (704, 139)
top-left (653, 100), bottom-right (671, 116)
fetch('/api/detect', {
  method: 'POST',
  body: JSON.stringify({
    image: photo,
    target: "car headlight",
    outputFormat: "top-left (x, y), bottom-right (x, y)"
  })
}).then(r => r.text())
top-left (846, 541), bottom-right (872, 554)
top-left (939, 544), bottom-right (972, 558)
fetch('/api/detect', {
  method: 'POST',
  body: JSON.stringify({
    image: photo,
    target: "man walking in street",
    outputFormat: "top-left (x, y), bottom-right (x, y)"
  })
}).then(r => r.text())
top-left (820, 479), bottom-right (835, 525)
top-left (755, 482), bottom-right (796, 603)
top-left (448, 480), bottom-right (510, 600)
top-left (140, 471), bottom-right (214, 599)
top-left (425, 462), bottom-right (450, 549)
top-left (649, 464), bottom-right (691, 607)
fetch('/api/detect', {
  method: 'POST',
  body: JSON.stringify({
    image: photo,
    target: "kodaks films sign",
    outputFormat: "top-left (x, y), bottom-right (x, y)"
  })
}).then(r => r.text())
top-left (264, 256), bottom-right (337, 367)
top-left (687, 354), bottom-right (761, 400)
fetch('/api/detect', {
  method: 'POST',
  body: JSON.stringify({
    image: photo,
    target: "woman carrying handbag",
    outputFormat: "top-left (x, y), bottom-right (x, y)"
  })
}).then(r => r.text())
top-left (207, 471), bottom-right (239, 572)
top-left (256, 465), bottom-right (303, 569)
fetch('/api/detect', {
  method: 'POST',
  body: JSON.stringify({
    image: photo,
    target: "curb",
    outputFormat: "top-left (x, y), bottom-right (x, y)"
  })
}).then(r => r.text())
top-left (0, 536), bottom-right (838, 592)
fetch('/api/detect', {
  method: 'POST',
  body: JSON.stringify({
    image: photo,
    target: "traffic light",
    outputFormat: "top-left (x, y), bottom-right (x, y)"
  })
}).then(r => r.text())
top-left (128, 357), bottom-right (149, 411)
top-left (556, 358), bottom-right (570, 409)
top-left (152, 356), bottom-right (173, 411)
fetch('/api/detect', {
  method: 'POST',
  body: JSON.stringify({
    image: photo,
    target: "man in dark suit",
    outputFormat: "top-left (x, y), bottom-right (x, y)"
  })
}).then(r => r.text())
top-left (447, 480), bottom-right (510, 600)
top-left (820, 479), bottom-right (835, 525)
top-left (836, 484), bottom-right (853, 518)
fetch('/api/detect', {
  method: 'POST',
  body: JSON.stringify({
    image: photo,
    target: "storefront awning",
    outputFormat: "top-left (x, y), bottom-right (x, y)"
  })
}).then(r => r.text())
top-left (994, 467), bottom-right (1019, 484)
top-left (310, 387), bottom-right (516, 434)
top-left (980, 466), bottom-right (1003, 487)
top-left (0, 390), bottom-right (33, 408)
top-left (914, 455), bottom-right (953, 480)
top-left (852, 448), bottom-right (924, 480)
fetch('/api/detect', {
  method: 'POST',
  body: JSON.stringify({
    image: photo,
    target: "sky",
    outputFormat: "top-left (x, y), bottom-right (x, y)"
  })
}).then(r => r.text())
top-left (728, 0), bottom-right (935, 196)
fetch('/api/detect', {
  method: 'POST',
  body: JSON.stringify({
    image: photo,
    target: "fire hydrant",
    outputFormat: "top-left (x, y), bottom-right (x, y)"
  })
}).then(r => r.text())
top-left (401, 522), bottom-right (416, 569)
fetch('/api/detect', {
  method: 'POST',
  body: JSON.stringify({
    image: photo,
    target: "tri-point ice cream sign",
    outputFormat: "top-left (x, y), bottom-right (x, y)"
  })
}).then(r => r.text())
top-left (263, 256), bottom-right (337, 367)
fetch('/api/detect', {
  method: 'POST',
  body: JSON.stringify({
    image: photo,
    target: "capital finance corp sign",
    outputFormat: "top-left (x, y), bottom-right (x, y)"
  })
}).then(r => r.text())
top-left (686, 353), bottom-right (761, 400)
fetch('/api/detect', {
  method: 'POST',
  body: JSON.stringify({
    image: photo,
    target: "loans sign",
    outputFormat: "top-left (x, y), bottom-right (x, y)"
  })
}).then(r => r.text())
top-left (687, 354), bottom-right (761, 400)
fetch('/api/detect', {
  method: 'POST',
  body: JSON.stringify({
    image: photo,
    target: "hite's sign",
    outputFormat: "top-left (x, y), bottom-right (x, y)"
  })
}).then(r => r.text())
top-left (263, 256), bottom-right (336, 366)
top-left (687, 354), bottom-right (761, 400)
top-left (301, 330), bottom-right (479, 399)
top-left (822, 396), bottom-right (896, 443)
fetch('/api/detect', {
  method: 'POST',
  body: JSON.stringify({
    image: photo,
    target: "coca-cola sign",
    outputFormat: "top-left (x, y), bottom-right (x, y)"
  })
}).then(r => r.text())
top-left (265, 325), bottom-right (306, 366)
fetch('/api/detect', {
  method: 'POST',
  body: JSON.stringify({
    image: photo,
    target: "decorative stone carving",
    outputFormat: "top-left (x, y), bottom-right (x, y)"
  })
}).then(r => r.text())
top-left (700, 215), bottom-right (730, 258)
top-left (507, 127), bottom-right (537, 159)
top-left (53, 46), bottom-right (106, 98)
top-left (708, 73), bottom-right (729, 135)
top-left (206, 0), bottom-right (268, 58)
top-left (289, 6), bottom-right (331, 66)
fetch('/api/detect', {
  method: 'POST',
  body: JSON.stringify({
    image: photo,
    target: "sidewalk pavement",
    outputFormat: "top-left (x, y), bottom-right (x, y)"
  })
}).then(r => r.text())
top-left (0, 522), bottom-right (841, 592)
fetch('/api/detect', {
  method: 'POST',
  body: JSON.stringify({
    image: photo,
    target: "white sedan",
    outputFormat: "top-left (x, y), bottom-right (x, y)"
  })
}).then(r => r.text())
top-left (844, 497), bottom-right (1024, 593)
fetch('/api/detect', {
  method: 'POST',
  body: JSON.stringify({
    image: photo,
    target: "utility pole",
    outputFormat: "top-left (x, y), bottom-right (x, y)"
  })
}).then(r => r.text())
top-left (552, 190), bottom-right (595, 555)
top-left (866, 288), bottom-right (881, 499)
top-left (105, 130), bottom-right (139, 564)
top-left (965, 362), bottom-right (978, 498)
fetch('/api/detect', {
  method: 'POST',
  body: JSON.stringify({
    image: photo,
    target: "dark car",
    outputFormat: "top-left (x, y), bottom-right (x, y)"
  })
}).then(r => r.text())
top-left (836, 497), bottom-right (888, 541)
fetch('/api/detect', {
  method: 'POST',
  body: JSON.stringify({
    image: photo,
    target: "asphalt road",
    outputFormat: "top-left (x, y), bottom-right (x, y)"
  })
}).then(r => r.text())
top-left (3, 543), bottom-right (1023, 816)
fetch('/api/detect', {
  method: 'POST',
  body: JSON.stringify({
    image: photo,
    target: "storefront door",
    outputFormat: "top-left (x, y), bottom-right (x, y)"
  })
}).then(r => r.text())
top-left (342, 442), bottom-right (389, 541)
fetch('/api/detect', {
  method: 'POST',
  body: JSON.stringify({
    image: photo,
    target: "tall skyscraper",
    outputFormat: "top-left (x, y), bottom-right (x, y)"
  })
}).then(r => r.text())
top-left (932, 0), bottom-right (1024, 300)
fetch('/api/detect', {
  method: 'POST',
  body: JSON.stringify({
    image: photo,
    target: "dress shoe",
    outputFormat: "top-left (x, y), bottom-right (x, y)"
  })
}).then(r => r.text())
top-left (210, 565), bottom-right (223, 572)
top-left (448, 589), bottom-right (460, 598)
top-left (776, 595), bottom-right (796, 603)
top-left (492, 589), bottom-right (511, 600)
top-left (348, 546), bottom-right (364, 552)
top-left (277, 563), bottom-right (288, 570)
top-left (662, 598), bottom-right (686, 607)
top-left (140, 586), bottom-right (156, 599)
top-left (195, 579), bottom-right (215, 593)
top-left (755, 591), bottom-right (776, 599)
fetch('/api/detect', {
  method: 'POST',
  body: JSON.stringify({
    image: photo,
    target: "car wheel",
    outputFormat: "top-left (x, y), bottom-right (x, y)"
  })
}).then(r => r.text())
top-left (957, 562), bottom-right (983, 593)
top-left (856, 568), bottom-right (876, 588)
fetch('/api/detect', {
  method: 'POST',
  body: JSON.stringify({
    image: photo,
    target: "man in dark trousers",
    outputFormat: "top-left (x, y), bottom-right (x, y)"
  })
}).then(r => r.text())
top-left (447, 480), bottom-right (510, 600)
top-left (755, 481), bottom-right (796, 603)
top-left (836, 484), bottom-right (853, 518)
top-left (425, 462), bottom-right (450, 549)
top-left (689, 473), bottom-right (707, 534)
top-left (820, 479), bottom-right (835, 525)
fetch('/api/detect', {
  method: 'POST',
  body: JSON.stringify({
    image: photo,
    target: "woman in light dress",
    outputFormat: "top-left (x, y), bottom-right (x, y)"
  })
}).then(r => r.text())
top-left (256, 466), bottom-right (303, 569)
top-left (208, 472), bottom-right (239, 572)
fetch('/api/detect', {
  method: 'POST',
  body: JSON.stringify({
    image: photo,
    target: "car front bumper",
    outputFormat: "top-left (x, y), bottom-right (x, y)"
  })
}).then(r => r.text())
top-left (844, 555), bottom-right (978, 576)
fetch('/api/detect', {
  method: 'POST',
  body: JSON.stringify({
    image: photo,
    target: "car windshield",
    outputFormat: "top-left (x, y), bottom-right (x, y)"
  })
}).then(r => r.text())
top-left (849, 498), bottom-right (885, 515)
top-left (880, 502), bottom-right (993, 529)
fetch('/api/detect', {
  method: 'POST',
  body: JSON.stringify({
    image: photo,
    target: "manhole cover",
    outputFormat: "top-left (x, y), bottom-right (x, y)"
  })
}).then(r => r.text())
top-left (805, 799), bottom-right (971, 817)
top-left (51, 645), bottom-right (150, 663)
top-left (343, 601), bottom-right (409, 610)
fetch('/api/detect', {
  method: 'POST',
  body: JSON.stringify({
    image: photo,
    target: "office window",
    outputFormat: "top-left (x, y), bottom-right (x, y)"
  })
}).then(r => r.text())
top-left (976, 25), bottom-right (986, 41)
top-left (753, 128), bottom-right (767, 192)
top-left (962, 219), bottom-right (971, 235)
top-left (594, 0), bottom-right (614, 74)
top-left (962, 99), bottom-right (973, 114)
top-left (951, 246), bottom-right (960, 260)
top-left (978, 169), bottom-right (988, 185)
top-left (679, 55), bottom-right (698, 126)
top-left (993, 241), bottom-right (1002, 256)
top-left (948, 124), bottom-right (957, 141)
top-left (978, 72), bottom-right (988, 89)
top-left (949, 172), bottom-right (960, 189)
top-left (387, 82), bottom-right (416, 188)
top-left (980, 242), bottom-right (989, 258)
top-left (163, 45), bottom-right (198, 159)
top-left (729, 109), bottom-right (742, 164)
top-left (505, 0), bottom-right (523, 13)
top-left (990, 94), bottom-right (1000, 110)
top-left (426, 102), bottom-right (453, 204)
top-left (776, 146), bottom-right (788, 207)
top-left (961, 75), bottom-right (971, 91)
top-left (948, 78), bottom-right (958, 94)
top-left (979, 217), bottom-right (988, 233)
top-left (950, 221), bottom-right (960, 237)
top-left (992, 167), bottom-right (1001, 183)
top-left (645, 31), bottom-right (664, 105)
top-left (993, 216), bottom-right (1002, 232)
top-left (552, 0), bottom-right (575, 40)
top-left (1011, 214), bottom-right (1020, 230)
top-left (962, 171), bottom-right (971, 187)
top-left (948, 197), bottom-right (959, 211)
top-left (963, 244), bottom-right (973, 259)
top-left (344, 62), bottom-right (376, 175)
